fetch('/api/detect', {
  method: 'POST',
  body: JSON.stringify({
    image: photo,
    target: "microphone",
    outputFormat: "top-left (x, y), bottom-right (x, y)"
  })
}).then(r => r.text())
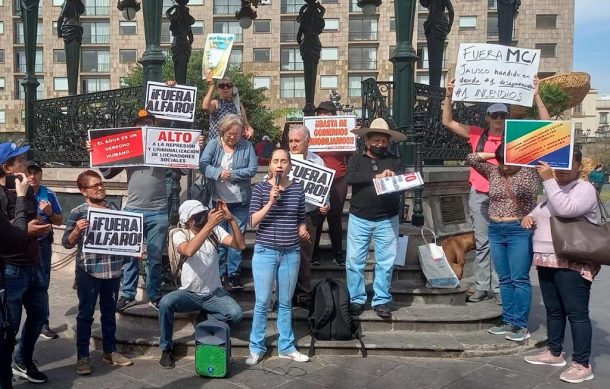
top-left (274, 171), bottom-right (282, 199)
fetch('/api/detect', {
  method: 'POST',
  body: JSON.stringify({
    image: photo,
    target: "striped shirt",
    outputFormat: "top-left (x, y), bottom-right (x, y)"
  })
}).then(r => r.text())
top-left (62, 202), bottom-right (127, 279)
top-left (249, 181), bottom-right (306, 249)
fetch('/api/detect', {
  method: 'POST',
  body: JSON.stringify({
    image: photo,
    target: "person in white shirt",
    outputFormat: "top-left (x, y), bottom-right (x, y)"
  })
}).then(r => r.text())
top-left (158, 200), bottom-right (245, 369)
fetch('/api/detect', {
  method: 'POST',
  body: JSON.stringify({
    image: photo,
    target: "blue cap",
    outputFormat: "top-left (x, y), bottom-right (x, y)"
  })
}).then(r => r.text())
top-left (0, 142), bottom-right (30, 165)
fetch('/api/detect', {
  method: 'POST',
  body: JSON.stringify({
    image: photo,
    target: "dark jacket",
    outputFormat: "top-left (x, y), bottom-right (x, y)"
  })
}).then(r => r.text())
top-left (0, 186), bottom-right (39, 266)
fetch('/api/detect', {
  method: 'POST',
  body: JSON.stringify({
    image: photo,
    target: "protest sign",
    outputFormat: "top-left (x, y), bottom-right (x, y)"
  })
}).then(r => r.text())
top-left (504, 120), bottom-right (574, 170)
top-left (89, 127), bottom-right (145, 167)
top-left (452, 43), bottom-right (541, 106)
top-left (304, 115), bottom-right (357, 152)
top-left (145, 81), bottom-right (197, 123)
top-left (145, 127), bottom-right (200, 169)
top-left (203, 33), bottom-right (235, 79)
top-left (288, 158), bottom-right (336, 207)
top-left (373, 172), bottom-right (424, 195)
top-left (82, 208), bottom-right (144, 257)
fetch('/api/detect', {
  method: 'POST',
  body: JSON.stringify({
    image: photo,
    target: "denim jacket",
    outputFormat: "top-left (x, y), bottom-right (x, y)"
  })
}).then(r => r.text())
top-left (199, 138), bottom-right (258, 206)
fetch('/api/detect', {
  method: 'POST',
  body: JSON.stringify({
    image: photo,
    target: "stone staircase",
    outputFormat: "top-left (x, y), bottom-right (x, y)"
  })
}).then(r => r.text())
top-left (64, 170), bottom-right (546, 358)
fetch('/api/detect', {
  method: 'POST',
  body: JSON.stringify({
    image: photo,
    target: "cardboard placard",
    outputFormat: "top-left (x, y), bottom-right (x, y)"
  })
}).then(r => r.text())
top-left (82, 208), bottom-right (144, 257)
top-left (373, 172), bottom-right (424, 195)
top-left (145, 127), bottom-right (201, 169)
top-left (89, 127), bottom-right (145, 167)
top-left (288, 158), bottom-right (336, 207)
top-left (145, 81), bottom-right (198, 123)
top-left (504, 120), bottom-right (574, 170)
top-left (203, 33), bottom-right (235, 79)
top-left (452, 43), bottom-right (540, 106)
top-left (303, 115), bottom-right (357, 152)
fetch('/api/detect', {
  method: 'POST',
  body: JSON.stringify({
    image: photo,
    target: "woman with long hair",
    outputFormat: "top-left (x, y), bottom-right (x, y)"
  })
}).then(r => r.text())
top-left (200, 114), bottom-right (257, 289)
top-left (522, 150), bottom-right (600, 384)
top-left (245, 148), bottom-right (310, 366)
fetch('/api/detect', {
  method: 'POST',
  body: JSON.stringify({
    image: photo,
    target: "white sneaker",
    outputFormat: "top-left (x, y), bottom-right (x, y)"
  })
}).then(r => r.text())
top-left (245, 352), bottom-right (263, 366)
top-left (278, 350), bottom-right (309, 363)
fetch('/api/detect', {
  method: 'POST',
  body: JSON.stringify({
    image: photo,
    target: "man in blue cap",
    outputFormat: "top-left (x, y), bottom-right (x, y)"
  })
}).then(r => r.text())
top-left (0, 142), bottom-right (52, 385)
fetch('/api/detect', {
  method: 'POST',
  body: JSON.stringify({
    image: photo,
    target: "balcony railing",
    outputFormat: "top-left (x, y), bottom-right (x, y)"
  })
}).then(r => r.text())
top-left (82, 34), bottom-right (110, 44)
top-left (348, 61), bottom-right (377, 71)
top-left (349, 31), bottom-right (378, 41)
top-left (16, 64), bottom-right (44, 73)
top-left (81, 63), bottom-right (110, 73)
top-left (84, 6), bottom-right (110, 16)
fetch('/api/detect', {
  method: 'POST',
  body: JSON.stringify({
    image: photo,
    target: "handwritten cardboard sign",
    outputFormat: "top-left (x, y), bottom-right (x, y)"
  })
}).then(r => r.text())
top-left (505, 120), bottom-right (574, 170)
top-left (145, 127), bottom-right (200, 169)
top-left (452, 43), bottom-right (541, 106)
top-left (373, 172), bottom-right (424, 195)
top-left (203, 33), bottom-right (235, 79)
top-left (89, 127), bottom-right (145, 167)
top-left (82, 208), bottom-right (144, 257)
top-left (303, 115), bottom-right (357, 152)
top-left (288, 158), bottom-right (336, 207)
top-left (145, 82), bottom-right (197, 123)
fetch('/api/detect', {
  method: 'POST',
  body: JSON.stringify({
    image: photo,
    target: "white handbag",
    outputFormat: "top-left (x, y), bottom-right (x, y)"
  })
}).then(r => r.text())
top-left (417, 228), bottom-right (460, 289)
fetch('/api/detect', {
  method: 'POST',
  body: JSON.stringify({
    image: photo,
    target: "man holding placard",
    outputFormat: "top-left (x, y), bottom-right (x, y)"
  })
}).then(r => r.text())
top-left (443, 75), bottom-right (550, 304)
top-left (288, 125), bottom-right (330, 309)
top-left (346, 119), bottom-right (406, 319)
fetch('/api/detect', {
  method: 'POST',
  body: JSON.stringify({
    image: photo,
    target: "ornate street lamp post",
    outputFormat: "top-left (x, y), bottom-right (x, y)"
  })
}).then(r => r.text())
top-left (19, 0), bottom-right (41, 151)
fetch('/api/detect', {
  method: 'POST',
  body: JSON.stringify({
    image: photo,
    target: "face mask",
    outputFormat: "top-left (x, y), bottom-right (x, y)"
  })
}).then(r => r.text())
top-left (369, 145), bottom-right (387, 157)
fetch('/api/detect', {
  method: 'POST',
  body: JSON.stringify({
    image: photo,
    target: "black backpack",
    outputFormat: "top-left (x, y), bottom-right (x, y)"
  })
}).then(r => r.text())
top-left (307, 279), bottom-right (367, 357)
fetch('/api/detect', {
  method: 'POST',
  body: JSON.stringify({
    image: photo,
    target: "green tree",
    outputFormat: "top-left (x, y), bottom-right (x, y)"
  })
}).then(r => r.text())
top-left (526, 84), bottom-right (571, 119)
top-left (123, 50), bottom-right (281, 142)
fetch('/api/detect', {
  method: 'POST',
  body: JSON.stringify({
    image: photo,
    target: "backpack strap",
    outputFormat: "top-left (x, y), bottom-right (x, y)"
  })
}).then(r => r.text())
top-left (475, 129), bottom-right (489, 152)
top-left (313, 280), bottom-right (336, 332)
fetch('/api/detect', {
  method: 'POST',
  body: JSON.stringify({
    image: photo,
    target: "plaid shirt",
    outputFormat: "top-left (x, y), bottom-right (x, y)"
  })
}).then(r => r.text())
top-left (62, 201), bottom-right (126, 279)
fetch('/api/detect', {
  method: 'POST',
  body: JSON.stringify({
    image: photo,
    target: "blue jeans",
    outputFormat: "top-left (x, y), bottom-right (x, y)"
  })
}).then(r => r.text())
top-left (121, 207), bottom-right (169, 302)
top-left (158, 288), bottom-right (242, 351)
top-left (249, 244), bottom-right (300, 355)
top-left (488, 220), bottom-right (533, 329)
top-left (538, 267), bottom-right (592, 366)
top-left (76, 266), bottom-right (121, 358)
top-left (38, 236), bottom-right (53, 326)
top-left (346, 214), bottom-right (398, 307)
top-left (218, 202), bottom-right (249, 277)
top-left (2, 263), bottom-right (48, 366)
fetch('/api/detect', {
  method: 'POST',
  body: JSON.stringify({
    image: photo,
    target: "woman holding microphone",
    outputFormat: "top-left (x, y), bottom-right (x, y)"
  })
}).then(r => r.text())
top-left (246, 148), bottom-right (310, 366)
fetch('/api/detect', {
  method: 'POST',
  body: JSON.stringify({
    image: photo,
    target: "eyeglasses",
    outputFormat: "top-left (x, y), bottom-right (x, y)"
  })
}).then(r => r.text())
top-left (224, 132), bottom-right (241, 138)
top-left (489, 112), bottom-right (509, 120)
top-left (371, 159), bottom-right (378, 172)
top-left (218, 83), bottom-right (233, 90)
top-left (83, 182), bottom-right (105, 190)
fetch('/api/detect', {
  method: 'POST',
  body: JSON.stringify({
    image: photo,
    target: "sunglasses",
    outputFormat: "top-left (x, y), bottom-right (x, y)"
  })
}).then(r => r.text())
top-left (218, 83), bottom-right (233, 90)
top-left (489, 112), bottom-right (509, 120)
top-left (84, 182), bottom-right (105, 190)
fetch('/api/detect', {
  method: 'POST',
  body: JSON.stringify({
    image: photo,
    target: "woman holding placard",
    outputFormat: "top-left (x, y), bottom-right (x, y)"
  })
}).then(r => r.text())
top-left (200, 114), bottom-right (257, 289)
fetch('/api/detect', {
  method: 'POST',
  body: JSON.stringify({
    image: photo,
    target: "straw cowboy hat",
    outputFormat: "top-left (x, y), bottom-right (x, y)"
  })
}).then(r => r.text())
top-left (351, 118), bottom-right (408, 142)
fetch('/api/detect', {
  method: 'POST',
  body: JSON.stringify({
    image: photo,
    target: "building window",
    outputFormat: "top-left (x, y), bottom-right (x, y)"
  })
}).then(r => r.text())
top-left (162, 0), bottom-right (174, 13)
top-left (416, 73), bottom-right (429, 85)
top-left (83, 0), bottom-right (110, 16)
top-left (535, 43), bottom-right (557, 58)
top-left (190, 0), bottom-right (204, 4)
top-left (0, 110), bottom-right (5, 124)
top-left (324, 19), bottom-right (339, 31)
top-left (0, 78), bottom-right (5, 91)
top-left (253, 19), bottom-right (271, 33)
top-left (321, 47), bottom-right (338, 60)
top-left (600, 112), bottom-right (608, 125)
top-left (53, 49), bottom-right (66, 63)
top-left (280, 48), bottom-right (303, 71)
top-left (213, 0), bottom-right (241, 14)
top-left (191, 21), bottom-right (204, 34)
top-left (119, 21), bottom-right (137, 35)
top-left (280, 76), bottom-right (305, 98)
top-left (349, 74), bottom-right (375, 97)
top-left (15, 22), bottom-right (43, 44)
top-left (229, 48), bottom-right (242, 68)
top-left (52, 0), bottom-right (64, 5)
top-left (320, 75), bottom-right (338, 89)
top-left (119, 49), bottom-right (137, 63)
top-left (253, 48), bottom-right (271, 62)
top-left (83, 21), bottom-right (110, 43)
top-left (0, 49), bottom-right (4, 63)
top-left (253, 76), bottom-right (271, 89)
top-left (0, 22), bottom-right (3, 35)
top-left (281, 0), bottom-right (301, 14)
top-left (16, 78), bottom-right (45, 99)
top-left (161, 21), bottom-right (171, 44)
top-left (390, 17), bottom-right (395, 32)
top-left (487, 15), bottom-right (516, 40)
top-left (348, 47), bottom-right (377, 70)
top-left (536, 14), bottom-right (558, 29)
top-left (15, 49), bottom-right (43, 73)
top-left (213, 20), bottom-right (243, 43)
top-left (349, 17), bottom-right (378, 40)
top-left (81, 50), bottom-right (110, 72)
top-left (459, 16), bottom-right (477, 29)
top-left (82, 78), bottom-right (110, 93)
top-left (488, 0), bottom-right (497, 10)
top-left (280, 19), bottom-right (299, 42)
top-left (349, 0), bottom-right (360, 13)
top-left (417, 44), bottom-right (447, 69)
top-left (53, 77), bottom-right (69, 91)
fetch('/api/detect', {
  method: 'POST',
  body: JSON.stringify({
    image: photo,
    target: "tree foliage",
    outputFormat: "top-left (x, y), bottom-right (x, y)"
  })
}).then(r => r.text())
top-left (526, 84), bottom-right (572, 119)
top-left (122, 50), bottom-right (281, 142)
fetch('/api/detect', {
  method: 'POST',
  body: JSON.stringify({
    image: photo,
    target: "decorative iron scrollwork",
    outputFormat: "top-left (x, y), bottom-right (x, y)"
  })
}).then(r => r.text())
top-left (31, 86), bottom-right (144, 164)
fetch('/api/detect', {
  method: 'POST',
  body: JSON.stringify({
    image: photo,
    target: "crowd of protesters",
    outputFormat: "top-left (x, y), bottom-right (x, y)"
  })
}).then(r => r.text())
top-left (0, 72), bottom-right (604, 387)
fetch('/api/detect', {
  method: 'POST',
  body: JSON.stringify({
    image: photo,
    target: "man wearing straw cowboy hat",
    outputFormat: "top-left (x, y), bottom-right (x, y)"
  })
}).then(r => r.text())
top-left (346, 118), bottom-right (407, 319)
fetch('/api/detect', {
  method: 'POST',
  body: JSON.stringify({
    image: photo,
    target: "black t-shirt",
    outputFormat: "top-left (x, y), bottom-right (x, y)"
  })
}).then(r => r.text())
top-left (0, 185), bottom-right (40, 266)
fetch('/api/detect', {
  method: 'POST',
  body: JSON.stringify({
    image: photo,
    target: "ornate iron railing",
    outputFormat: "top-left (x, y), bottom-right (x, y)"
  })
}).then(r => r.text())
top-left (31, 86), bottom-right (144, 164)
